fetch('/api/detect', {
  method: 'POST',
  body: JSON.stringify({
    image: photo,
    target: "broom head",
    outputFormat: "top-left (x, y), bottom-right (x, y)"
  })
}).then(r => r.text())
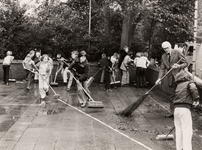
top-left (54, 94), bottom-right (60, 99)
top-left (9, 79), bottom-right (16, 82)
top-left (110, 81), bottom-right (121, 85)
top-left (156, 134), bottom-right (174, 140)
top-left (50, 82), bottom-right (58, 87)
top-left (119, 93), bottom-right (148, 117)
top-left (87, 101), bottom-right (104, 108)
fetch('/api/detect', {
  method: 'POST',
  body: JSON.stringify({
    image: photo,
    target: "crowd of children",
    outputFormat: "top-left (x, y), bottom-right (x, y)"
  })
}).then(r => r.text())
top-left (99, 46), bottom-right (151, 92)
top-left (21, 50), bottom-right (90, 108)
top-left (1, 42), bottom-right (201, 149)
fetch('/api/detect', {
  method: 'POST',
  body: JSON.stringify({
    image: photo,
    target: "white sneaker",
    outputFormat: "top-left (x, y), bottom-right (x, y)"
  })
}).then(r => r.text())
top-left (39, 101), bottom-right (46, 107)
top-left (80, 103), bottom-right (86, 108)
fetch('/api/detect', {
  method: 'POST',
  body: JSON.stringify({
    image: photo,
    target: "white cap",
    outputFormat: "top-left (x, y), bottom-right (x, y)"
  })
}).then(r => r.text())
top-left (7, 51), bottom-right (12, 55)
top-left (162, 41), bottom-right (171, 49)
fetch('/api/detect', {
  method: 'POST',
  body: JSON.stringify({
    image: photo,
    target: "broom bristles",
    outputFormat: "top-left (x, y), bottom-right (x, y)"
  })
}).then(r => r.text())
top-left (87, 101), bottom-right (104, 108)
top-left (119, 94), bottom-right (148, 117)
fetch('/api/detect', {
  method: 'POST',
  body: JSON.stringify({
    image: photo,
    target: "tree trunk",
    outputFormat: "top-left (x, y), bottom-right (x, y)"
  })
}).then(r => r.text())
top-left (120, 9), bottom-right (131, 50)
top-left (103, 5), bottom-right (111, 44)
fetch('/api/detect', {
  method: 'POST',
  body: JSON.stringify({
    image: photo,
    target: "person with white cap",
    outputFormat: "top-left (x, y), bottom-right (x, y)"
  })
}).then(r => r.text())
top-left (155, 41), bottom-right (188, 118)
top-left (2, 51), bottom-right (14, 85)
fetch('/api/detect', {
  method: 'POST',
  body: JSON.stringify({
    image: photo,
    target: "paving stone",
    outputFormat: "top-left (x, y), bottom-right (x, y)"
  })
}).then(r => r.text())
top-left (0, 82), bottom-right (202, 150)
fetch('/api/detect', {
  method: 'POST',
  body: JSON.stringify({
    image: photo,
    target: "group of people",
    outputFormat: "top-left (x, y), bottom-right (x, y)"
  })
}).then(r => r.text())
top-left (98, 41), bottom-right (200, 150)
top-left (22, 50), bottom-right (53, 106)
top-left (56, 50), bottom-right (90, 107)
top-left (22, 50), bottom-right (90, 107)
top-left (99, 46), bottom-right (150, 92)
top-left (1, 41), bottom-right (201, 150)
top-left (155, 41), bottom-right (200, 150)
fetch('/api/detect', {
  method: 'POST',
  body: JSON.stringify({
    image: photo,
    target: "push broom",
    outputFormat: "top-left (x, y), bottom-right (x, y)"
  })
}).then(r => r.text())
top-left (50, 71), bottom-right (59, 87)
top-left (9, 67), bottom-right (16, 82)
top-left (69, 70), bottom-right (104, 108)
top-left (156, 126), bottom-right (175, 140)
top-left (156, 102), bottom-right (201, 141)
top-left (87, 68), bottom-right (102, 87)
top-left (50, 64), bottom-right (59, 87)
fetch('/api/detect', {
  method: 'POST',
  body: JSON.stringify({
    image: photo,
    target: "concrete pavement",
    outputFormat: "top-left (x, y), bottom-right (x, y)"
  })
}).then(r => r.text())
top-left (0, 81), bottom-right (202, 150)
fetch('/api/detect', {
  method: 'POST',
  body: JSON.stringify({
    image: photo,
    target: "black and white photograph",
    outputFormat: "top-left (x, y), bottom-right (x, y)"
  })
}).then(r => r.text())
top-left (0, 0), bottom-right (202, 150)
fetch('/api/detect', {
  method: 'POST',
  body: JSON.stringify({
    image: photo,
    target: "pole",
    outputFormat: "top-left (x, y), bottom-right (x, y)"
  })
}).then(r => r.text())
top-left (88, 0), bottom-right (91, 52)
top-left (192, 0), bottom-right (198, 79)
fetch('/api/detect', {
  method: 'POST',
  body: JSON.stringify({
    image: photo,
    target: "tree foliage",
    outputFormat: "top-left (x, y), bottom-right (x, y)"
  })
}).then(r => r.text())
top-left (0, 0), bottom-right (198, 61)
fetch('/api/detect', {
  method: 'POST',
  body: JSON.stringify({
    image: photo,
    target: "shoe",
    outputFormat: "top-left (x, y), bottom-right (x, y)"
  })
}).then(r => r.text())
top-left (108, 89), bottom-right (113, 92)
top-left (26, 87), bottom-right (31, 90)
top-left (46, 100), bottom-right (51, 104)
top-left (135, 85), bottom-right (139, 88)
top-left (66, 88), bottom-right (70, 91)
top-left (80, 103), bottom-right (86, 108)
top-left (106, 89), bottom-right (109, 92)
top-left (39, 101), bottom-right (46, 107)
top-left (165, 114), bottom-right (174, 118)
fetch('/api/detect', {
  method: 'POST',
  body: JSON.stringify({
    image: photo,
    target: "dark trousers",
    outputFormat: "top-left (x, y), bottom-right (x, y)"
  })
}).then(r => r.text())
top-left (142, 68), bottom-right (147, 87)
top-left (3, 65), bottom-right (10, 84)
top-left (105, 72), bottom-right (111, 90)
top-left (136, 67), bottom-right (144, 87)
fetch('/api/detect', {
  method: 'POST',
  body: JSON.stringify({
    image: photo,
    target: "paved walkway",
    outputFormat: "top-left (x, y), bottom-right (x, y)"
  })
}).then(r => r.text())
top-left (0, 81), bottom-right (202, 150)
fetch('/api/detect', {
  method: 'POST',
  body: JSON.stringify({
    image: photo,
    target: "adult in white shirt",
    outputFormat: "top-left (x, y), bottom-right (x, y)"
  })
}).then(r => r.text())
top-left (134, 52), bottom-right (146, 88)
top-left (2, 51), bottom-right (14, 85)
top-left (140, 52), bottom-right (150, 87)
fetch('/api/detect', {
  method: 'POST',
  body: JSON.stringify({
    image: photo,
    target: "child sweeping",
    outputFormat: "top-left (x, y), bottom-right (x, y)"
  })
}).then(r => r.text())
top-left (37, 54), bottom-right (52, 106)
top-left (68, 51), bottom-right (90, 107)
top-left (105, 56), bottom-right (113, 92)
top-left (22, 54), bottom-right (35, 90)
top-left (173, 69), bottom-right (200, 150)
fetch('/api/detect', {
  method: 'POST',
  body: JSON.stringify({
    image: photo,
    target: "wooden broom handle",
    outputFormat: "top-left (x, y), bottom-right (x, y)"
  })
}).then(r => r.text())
top-left (145, 58), bottom-right (183, 95)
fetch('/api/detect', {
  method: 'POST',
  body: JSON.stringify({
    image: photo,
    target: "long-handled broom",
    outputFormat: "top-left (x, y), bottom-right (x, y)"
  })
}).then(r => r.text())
top-left (119, 66), bottom-right (174, 117)
top-left (156, 126), bottom-right (175, 140)
top-left (119, 57), bottom-right (186, 117)
top-left (50, 72), bottom-right (59, 87)
top-left (50, 64), bottom-right (59, 87)
top-left (87, 68), bottom-right (102, 87)
top-left (69, 70), bottom-right (104, 108)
